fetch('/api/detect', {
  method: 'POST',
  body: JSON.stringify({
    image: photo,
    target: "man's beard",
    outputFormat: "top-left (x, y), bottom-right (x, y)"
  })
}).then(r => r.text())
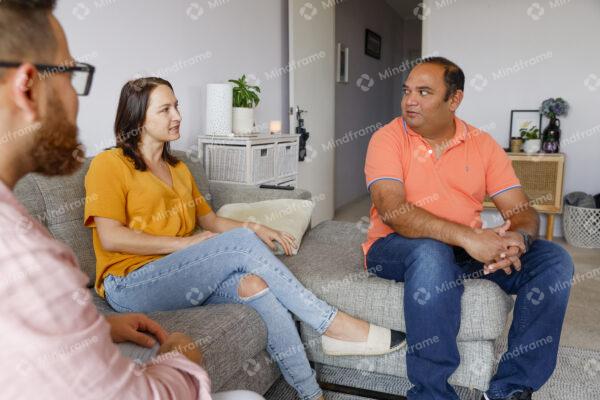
top-left (31, 99), bottom-right (84, 177)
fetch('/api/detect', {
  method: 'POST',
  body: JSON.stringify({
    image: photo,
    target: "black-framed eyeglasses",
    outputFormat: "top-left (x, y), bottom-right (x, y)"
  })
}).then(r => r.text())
top-left (0, 61), bottom-right (95, 96)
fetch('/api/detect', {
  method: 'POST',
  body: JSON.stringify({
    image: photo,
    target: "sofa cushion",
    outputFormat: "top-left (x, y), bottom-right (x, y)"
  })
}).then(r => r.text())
top-left (217, 199), bottom-right (314, 255)
top-left (92, 290), bottom-right (268, 391)
top-left (217, 350), bottom-right (281, 394)
top-left (285, 221), bottom-right (513, 342)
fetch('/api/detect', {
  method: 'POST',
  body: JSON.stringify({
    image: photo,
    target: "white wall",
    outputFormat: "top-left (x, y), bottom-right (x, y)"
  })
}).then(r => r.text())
top-left (422, 0), bottom-right (600, 237)
top-left (55, 0), bottom-right (289, 157)
top-left (289, 0), bottom-right (336, 224)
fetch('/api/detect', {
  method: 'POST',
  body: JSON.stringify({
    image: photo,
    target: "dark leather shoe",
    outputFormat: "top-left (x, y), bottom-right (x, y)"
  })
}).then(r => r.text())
top-left (481, 389), bottom-right (533, 400)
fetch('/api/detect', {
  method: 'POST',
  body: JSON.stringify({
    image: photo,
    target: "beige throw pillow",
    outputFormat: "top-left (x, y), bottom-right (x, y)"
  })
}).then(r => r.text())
top-left (216, 199), bottom-right (314, 255)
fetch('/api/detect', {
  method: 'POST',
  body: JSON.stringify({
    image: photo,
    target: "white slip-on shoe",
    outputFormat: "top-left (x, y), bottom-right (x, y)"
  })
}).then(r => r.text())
top-left (321, 324), bottom-right (407, 356)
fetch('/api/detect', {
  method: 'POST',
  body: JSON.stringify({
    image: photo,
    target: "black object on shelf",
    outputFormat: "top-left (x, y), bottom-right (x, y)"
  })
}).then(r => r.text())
top-left (542, 117), bottom-right (561, 153)
top-left (259, 184), bottom-right (295, 191)
top-left (294, 106), bottom-right (310, 162)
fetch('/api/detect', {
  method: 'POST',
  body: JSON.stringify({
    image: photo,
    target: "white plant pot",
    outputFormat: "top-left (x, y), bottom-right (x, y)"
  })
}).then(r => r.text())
top-left (523, 139), bottom-right (541, 154)
top-left (232, 107), bottom-right (254, 135)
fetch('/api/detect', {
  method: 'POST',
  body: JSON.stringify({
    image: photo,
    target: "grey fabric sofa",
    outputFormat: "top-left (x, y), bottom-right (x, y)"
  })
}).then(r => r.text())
top-left (13, 150), bottom-right (513, 396)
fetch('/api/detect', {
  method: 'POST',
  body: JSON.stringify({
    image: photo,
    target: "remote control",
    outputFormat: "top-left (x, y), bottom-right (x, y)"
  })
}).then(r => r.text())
top-left (259, 184), bottom-right (295, 191)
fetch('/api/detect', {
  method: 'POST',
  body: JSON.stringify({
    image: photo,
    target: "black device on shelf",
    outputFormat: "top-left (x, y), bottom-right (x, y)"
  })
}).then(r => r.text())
top-left (259, 184), bottom-right (295, 191)
top-left (294, 106), bottom-right (310, 162)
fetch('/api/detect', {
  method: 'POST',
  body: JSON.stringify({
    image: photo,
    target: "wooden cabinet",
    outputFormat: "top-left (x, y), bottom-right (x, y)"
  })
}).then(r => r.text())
top-left (483, 153), bottom-right (565, 240)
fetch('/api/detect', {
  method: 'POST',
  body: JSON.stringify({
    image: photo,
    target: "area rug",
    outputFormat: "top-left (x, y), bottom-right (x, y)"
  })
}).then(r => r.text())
top-left (265, 345), bottom-right (600, 399)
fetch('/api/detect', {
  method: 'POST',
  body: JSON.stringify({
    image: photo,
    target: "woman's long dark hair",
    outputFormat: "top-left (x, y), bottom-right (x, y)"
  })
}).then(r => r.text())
top-left (114, 77), bottom-right (179, 171)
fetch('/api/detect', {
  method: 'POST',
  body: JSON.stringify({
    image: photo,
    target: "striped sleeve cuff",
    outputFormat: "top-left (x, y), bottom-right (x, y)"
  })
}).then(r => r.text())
top-left (367, 177), bottom-right (404, 191)
top-left (489, 184), bottom-right (522, 198)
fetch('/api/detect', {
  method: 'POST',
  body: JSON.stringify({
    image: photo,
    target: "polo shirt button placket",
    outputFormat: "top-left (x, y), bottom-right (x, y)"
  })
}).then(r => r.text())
top-left (428, 148), bottom-right (440, 165)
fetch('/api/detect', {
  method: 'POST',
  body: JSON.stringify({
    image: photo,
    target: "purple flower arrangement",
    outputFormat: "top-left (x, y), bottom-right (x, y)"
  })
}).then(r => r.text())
top-left (540, 97), bottom-right (569, 119)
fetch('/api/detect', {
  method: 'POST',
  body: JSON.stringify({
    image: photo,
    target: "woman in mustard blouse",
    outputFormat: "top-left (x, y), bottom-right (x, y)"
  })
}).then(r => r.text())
top-left (84, 77), bottom-right (405, 400)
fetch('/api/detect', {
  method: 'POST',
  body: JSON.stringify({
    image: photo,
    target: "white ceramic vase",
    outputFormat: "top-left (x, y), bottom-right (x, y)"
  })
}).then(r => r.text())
top-left (232, 107), bottom-right (254, 135)
top-left (523, 139), bottom-right (541, 154)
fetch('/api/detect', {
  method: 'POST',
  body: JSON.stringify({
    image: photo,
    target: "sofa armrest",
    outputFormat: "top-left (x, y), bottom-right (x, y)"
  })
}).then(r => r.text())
top-left (208, 182), bottom-right (312, 211)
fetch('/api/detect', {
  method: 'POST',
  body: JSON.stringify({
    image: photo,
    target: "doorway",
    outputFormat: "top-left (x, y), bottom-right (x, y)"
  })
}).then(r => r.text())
top-left (333, 0), bottom-right (422, 213)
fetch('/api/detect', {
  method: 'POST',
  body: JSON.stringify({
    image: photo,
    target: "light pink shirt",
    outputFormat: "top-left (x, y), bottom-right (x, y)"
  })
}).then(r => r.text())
top-left (0, 181), bottom-right (212, 399)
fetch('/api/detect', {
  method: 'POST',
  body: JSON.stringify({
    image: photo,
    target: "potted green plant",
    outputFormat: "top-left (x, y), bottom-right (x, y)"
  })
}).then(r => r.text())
top-left (520, 121), bottom-right (541, 154)
top-left (228, 75), bottom-right (260, 135)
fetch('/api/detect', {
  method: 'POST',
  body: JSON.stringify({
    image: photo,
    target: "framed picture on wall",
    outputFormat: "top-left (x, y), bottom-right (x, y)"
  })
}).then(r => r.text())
top-left (365, 29), bottom-right (381, 59)
top-left (509, 109), bottom-right (542, 150)
top-left (336, 43), bottom-right (349, 83)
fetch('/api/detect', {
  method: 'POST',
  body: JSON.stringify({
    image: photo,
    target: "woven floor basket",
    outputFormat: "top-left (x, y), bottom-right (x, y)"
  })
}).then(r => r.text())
top-left (563, 204), bottom-right (600, 248)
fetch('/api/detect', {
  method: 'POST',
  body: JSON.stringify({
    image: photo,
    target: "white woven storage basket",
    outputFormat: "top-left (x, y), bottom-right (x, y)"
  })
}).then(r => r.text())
top-left (252, 145), bottom-right (275, 184)
top-left (563, 204), bottom-right (600, 248)
top-left (205, 145), bottom-right (246, 183)
top-left (276, 142), bottom-right (299, 178)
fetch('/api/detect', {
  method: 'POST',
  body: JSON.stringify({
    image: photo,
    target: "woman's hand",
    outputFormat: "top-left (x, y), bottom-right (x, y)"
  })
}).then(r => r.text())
top-left (106, 313), bottom-right (169, 348)
top-left (253, 225), bottom-right (297, 256)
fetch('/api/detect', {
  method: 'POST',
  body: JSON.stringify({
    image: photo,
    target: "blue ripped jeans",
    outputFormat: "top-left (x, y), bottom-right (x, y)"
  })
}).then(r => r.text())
top-left (104, 227), bottom-right (337, 400)
top-left (367, 234), bottom-right (574, 400)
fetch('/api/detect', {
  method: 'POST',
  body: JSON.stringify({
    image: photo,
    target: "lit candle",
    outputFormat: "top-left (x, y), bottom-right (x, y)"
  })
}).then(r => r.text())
top-left (270, 120), bottom-right (282, 134)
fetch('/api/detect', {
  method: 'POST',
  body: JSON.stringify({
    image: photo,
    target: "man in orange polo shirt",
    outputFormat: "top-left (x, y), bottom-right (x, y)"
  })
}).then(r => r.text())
top-left (364, 57), bottom-right (573, 400)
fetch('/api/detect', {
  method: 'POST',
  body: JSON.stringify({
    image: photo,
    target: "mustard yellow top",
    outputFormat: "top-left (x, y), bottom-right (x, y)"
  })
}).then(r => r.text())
top-left (84, 148), bottom-right (212, 298)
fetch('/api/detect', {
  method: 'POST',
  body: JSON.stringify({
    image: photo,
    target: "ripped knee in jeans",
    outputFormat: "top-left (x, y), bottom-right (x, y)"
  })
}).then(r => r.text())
top-left (238, 274), bottom-right (269, 300)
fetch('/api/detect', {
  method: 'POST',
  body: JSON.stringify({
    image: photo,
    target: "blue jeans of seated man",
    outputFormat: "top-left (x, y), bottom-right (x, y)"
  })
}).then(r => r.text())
top-left (104, 227), bottom-right (337, 400)
top-left (366, 233), bottom-right (573, 400)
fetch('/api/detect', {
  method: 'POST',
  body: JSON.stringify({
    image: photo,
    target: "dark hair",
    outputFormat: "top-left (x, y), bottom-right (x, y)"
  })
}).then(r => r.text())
top-left (0, 0), bottom-right (58, 79)
top-left (0, 0), bottom-right (56, 9)
top-left (114, 77), bottom-right (179, 171)
top-left (417, 57), bottom-right (465, 101)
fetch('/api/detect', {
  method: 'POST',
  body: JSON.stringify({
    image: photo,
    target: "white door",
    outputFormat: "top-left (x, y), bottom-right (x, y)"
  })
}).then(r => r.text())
top-left (288, 0), bottom-right (336, 225)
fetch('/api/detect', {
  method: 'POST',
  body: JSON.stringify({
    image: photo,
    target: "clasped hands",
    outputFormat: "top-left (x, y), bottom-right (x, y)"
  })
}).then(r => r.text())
top-left (463, 220), bottom-right (526, 276)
